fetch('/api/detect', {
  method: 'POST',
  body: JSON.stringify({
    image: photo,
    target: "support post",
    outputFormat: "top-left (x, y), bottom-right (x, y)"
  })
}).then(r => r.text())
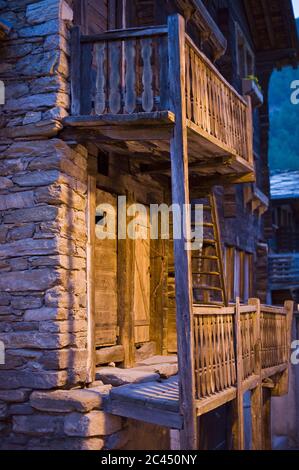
top-left (118, 192), bottom-right (135, 368)
top-left (272, 300), bottom-right (294, 396)
top-left (249, 298), bottom-right (263, 450)
top-left (168, 14), bottom-right (197, 450)
top-left (232, 298), bottom-right (245, 449)
top-left (262, 388), bottom-right (272, 450)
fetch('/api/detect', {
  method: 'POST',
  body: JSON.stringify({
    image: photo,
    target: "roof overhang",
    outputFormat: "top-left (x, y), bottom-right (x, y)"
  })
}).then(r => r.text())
top-left (243, 0), bottom-right (298, 71)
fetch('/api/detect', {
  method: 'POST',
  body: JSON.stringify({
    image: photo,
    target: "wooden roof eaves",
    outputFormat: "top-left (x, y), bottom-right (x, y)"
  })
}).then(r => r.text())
top-left (243, 0), bottom-right (298, 67)
top-left (173, 0), bottom-right (227, 58)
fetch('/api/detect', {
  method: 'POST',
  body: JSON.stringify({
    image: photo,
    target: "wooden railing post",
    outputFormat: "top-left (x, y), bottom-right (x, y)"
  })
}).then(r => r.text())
top-left (249, 298), bottom-right (263, 450)
top-left (232, 298), bottom-right (245, 450)
top-left (272, 300), bottom-right (294, 397)
top-left (70, 26), bottom-right (81, 115)
top-left (168, 13), bottom-right (197, 450)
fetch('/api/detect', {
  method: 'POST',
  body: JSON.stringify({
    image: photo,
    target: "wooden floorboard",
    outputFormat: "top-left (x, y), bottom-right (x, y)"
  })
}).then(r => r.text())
top-left (104, 376), bottom-right (182, 429)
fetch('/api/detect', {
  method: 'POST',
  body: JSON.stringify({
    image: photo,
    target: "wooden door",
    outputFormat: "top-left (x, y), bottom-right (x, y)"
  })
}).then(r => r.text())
top-left (94, 189), bottom-right (118, 347)
top-left (133, 207), bottom-right (151, 344)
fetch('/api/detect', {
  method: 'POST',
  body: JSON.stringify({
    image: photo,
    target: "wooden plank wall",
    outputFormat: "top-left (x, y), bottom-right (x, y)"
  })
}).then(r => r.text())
top-left (94, 189), bottom-right (118, 347)
top-left (74, 0), bottom-right (108, 34)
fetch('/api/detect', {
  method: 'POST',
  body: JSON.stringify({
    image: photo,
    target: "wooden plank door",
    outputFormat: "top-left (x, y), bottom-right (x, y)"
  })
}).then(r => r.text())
top-left (94, 189), bottom-right (118, 347)
top-left (133, 207), bottom-right (151, 344)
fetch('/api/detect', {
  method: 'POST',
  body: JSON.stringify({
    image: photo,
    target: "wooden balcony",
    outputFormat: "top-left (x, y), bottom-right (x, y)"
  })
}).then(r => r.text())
top-left (65, 17), bottom-right (254, 180)
top-left (269, 253), bottom-right (299, 290)
top-left (105, 299), bottom-right (293, 450)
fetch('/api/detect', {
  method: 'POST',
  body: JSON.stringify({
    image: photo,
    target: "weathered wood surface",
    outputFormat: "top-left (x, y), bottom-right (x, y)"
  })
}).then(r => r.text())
top-left (168, 14), bottom-right (197, 451)
top-left (94, 189), bottom-right (118, 347)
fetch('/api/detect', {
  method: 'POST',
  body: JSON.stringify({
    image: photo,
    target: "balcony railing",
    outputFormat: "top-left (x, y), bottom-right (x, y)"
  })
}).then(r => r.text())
top-left (192, 300), bottom-right (293, 407)
top-left (70, 22), bottom-right (253, 167)
top-left (269, 253), bottom-right (299, 288)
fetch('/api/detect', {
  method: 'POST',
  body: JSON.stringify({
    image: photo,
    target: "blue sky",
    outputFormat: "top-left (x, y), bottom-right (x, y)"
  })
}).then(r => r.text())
top-left (292, 0), bottom-right (299, 18)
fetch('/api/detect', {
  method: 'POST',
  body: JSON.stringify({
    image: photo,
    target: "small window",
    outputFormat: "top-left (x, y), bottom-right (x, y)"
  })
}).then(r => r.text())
top-left (225, 246), bottom-right (254, 302)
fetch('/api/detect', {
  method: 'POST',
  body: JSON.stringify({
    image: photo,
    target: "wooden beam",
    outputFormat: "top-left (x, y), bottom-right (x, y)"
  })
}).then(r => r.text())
top-left (168, 14), bottom-right (197, 450)
top-left (86, 175), bottom-right (96, 383)
top-left (249, 298), bottom-right (263, 450)
top-left (70, 27), bottom-right (81, 116)
top-left (81, 25), bottom-right (168, 43)
top-left (261, 0), bottom-right (275, 48)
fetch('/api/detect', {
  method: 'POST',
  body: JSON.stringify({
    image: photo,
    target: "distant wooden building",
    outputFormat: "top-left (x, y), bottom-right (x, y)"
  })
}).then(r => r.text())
top-left (269, 172), bottom-right (299, 305)
top-left (0, 0), bottom-right (298, 451)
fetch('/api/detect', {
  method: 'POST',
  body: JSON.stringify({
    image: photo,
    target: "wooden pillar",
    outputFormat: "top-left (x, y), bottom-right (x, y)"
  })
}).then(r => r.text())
top-left (118, 193), bottom-right (135, 368)
top-left (232, 298), bottom-right (245, 449)
top-left (70, 26), bottom-right (81, 116)
top-left (249, 298), bottom-right (263, 450)
top-left (86, 175), bottom-right (96, 383)
top-left (168, 14), bottom-right (197, 450)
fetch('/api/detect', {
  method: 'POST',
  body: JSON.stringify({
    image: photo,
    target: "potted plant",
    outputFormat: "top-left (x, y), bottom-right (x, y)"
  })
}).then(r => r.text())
top-left (242, 75), bottom-right (264, 107)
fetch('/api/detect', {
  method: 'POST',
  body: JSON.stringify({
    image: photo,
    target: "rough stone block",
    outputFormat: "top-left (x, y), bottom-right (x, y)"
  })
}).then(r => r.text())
top-left (24, 307), bottom-right (68, 322)
top-left (0, 389), bottom-right (30, 403)
top-left (64, 411), bottom-right (122, 437)
top-left (0, 370), bottom-right (68, 390)
top-left (95, 367), bottom-right (160, 387)
top-left (4, 206), bottom-right (58, 224)
top-left (13, 414), bottom-right (64, 436)
top-left (31, 386), bottom-right (112, 413)
top-left (0, 331), bottom-right (72, 349)
top-left (11, 296), bottom-right (42, 310)
top-left (27, 437), bottom-right (104, 451)
top-left (0, 269), bottom-right (59, 292)
top-left (0, 191), bottom-right (34, 211)
top-left (40, 348), bottom-right (87, 370)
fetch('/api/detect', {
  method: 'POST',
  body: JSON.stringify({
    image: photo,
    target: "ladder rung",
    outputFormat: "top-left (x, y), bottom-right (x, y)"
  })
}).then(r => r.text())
top-left (191, 222), bottom-right (214, 228)
top-left (203, 205), bottom-right (212, 211)
top-left (193, 271), bottom-right (220, 276)
top-left (198, 255), bottom-right (219, 260)
top-left (198, 286), bottom-right (223, 292)
top-left (203, 239), bottom-right (216, 246)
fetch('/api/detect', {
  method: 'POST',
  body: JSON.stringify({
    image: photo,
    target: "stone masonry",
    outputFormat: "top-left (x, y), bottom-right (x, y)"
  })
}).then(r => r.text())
top-left (0, 0), bottom-right (127, 450)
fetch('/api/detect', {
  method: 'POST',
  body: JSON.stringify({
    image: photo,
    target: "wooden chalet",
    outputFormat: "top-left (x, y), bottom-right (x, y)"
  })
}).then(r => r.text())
top-left (59, 0), bottom-right (298, 450)
top-left (0, 0), bottom-right (298, 451)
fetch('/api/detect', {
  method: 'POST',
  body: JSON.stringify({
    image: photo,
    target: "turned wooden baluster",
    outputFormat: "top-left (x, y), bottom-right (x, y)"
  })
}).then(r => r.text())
top-left (109, 40), bottom-right (122, 114)
top-left (95, 42), bottom-right (106, 114)
top-left (124, 39), bottom-right (136, 114)
top-left (141, 37), bottom-right (154, 112)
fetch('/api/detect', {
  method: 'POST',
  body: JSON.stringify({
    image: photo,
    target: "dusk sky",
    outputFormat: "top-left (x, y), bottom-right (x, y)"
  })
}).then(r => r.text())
top-left (293, 0), bottom-right (299, 18)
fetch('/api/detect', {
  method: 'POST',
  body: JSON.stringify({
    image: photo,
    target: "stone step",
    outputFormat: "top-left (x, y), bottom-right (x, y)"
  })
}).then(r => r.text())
top-left (135, 364), bottom-right (178, 379)
top-left (95, 367), bottom-right (160, 387)
top-left (136, 355), bottom-right (178, 366)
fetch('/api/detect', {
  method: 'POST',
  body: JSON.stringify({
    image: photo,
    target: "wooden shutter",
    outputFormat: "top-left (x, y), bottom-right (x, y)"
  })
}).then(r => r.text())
top-left (94, 189), bottom-right (118, 347)
top-left (133, 208), bottom-right (151, 344)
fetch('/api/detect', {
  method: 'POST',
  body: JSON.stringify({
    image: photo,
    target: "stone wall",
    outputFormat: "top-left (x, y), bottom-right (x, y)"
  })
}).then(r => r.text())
top-left (0, 0), bottom-right (128, 450)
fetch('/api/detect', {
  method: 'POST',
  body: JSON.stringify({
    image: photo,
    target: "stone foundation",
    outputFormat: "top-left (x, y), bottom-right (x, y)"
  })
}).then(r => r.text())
top-left (1, 385), bottom-right (127, 450)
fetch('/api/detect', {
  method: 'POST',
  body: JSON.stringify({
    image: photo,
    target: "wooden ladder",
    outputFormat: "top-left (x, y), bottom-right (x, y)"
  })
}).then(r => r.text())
top-left (192, 191), bottom-right (228, 306)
